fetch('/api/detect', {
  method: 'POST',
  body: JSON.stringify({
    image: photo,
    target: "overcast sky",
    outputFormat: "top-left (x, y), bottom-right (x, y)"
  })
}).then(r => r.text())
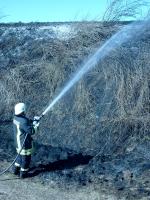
top-left (0, 0), bottom-right (149, 23)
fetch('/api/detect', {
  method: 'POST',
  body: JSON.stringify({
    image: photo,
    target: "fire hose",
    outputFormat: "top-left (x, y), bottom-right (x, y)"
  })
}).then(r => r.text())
top-left (0, 133), bottom-right (28, 176)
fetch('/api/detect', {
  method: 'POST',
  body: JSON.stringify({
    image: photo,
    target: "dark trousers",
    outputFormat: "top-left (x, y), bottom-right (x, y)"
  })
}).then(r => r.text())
top-left (15, 154), bottom-right (31, 171)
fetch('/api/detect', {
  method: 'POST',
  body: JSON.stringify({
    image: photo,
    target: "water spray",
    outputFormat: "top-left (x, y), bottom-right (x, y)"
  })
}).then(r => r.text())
top-left (0, 19), bottom-right (149, 177)
top-left (39, 19), bottom-right (149, 120)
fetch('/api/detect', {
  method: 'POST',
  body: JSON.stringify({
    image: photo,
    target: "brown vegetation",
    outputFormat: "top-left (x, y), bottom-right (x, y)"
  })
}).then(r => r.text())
top-left (0, 22), bottom-right (149, 155)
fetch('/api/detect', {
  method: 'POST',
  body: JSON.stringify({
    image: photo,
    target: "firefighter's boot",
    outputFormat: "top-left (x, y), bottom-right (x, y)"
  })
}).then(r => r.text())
top-left (12, 166), bottom-right (20, 176)
top-left (20, 170), bottom-right (29, 178)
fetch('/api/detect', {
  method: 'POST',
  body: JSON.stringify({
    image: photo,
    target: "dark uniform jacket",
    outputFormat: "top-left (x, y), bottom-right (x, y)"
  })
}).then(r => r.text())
top-left (13, 115), bottom-right (35, 156)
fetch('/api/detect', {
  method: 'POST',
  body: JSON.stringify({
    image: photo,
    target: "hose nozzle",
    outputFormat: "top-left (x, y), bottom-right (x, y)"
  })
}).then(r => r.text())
top-left (33, 114), bottom-right (44, 122)
top-left (39, 114), bottom-right (44, 121)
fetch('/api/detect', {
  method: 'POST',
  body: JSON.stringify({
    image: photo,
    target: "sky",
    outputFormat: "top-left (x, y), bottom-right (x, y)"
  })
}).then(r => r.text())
top-left (0, 0), bottom-right (108, 22)
top-left (0, 0), bottom-right (149, 23)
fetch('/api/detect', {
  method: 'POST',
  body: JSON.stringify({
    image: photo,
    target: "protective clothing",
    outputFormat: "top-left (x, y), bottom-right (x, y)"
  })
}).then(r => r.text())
top-left (13, 113), bottom-right (36, 177)
top-left (13, 115), bottom-right (35, 155)
top-left (14, 103), bottom-right (26, 115)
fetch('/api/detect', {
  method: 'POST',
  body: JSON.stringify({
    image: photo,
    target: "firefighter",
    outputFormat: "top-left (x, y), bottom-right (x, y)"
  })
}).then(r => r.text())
top-left (12, 103), bottom-right (40, 178)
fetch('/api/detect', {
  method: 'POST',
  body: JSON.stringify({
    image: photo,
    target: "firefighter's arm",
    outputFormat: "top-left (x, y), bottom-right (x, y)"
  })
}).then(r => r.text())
top-left (23, 117), bottom-right (40, 135)
top-left (22, 120), bottom-right (34, 135)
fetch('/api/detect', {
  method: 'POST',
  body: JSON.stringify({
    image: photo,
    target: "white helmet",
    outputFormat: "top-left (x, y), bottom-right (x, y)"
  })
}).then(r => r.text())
top-left (14, 103), bottom-right (26, 115)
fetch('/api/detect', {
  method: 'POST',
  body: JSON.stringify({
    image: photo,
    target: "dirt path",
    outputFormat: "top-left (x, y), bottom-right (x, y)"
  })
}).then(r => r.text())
top-left (0, 173), bottom-right (120, 200)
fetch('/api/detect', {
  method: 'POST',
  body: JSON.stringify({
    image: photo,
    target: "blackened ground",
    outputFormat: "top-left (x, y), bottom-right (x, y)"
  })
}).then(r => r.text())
top-left (0, 22), bottom-right (150, 199)
top-left (30, 142), bottom-right (150, 199)
top-left (0, 136), bottom-right (150, 199)
top-left (0, 123), bottom-right (150, 199)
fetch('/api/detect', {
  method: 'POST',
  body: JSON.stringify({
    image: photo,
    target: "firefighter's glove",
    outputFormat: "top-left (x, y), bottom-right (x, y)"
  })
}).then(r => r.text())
top-left (34, 116), bottom-right (40, 122)
top-left (33, 116), bottom-right (40, 128)
top-left (33, 120), bottom-right (39, 128)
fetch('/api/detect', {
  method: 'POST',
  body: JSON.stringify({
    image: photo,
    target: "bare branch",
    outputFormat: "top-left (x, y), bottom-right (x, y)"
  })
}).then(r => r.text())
top-left (103, 0), bottom-right (150, 21)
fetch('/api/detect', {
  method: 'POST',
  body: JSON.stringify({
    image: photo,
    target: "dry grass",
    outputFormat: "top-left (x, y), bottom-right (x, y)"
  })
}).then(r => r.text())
top-left (0, 22), bottom-right (149, 154)
top-left (103, 0), bottom-right (150, 21)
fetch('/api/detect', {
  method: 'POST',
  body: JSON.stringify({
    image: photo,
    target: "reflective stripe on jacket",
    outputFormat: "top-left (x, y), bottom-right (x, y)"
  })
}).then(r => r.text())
top-left (13, 115), bottom-right (35, 156)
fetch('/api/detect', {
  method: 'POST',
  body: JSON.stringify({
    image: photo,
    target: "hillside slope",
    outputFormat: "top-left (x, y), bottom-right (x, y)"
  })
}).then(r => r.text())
top-left (0, 22), bottom-right (150, 199)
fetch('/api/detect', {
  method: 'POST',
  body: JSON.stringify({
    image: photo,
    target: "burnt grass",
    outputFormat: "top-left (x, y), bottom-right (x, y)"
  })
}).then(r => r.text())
top-left (0, 22), bottom-right (150, 199)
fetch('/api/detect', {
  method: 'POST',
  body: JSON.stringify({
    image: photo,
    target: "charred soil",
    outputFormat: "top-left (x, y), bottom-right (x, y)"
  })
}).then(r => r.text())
top-left (0, 22), bottom-right (150, 199)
